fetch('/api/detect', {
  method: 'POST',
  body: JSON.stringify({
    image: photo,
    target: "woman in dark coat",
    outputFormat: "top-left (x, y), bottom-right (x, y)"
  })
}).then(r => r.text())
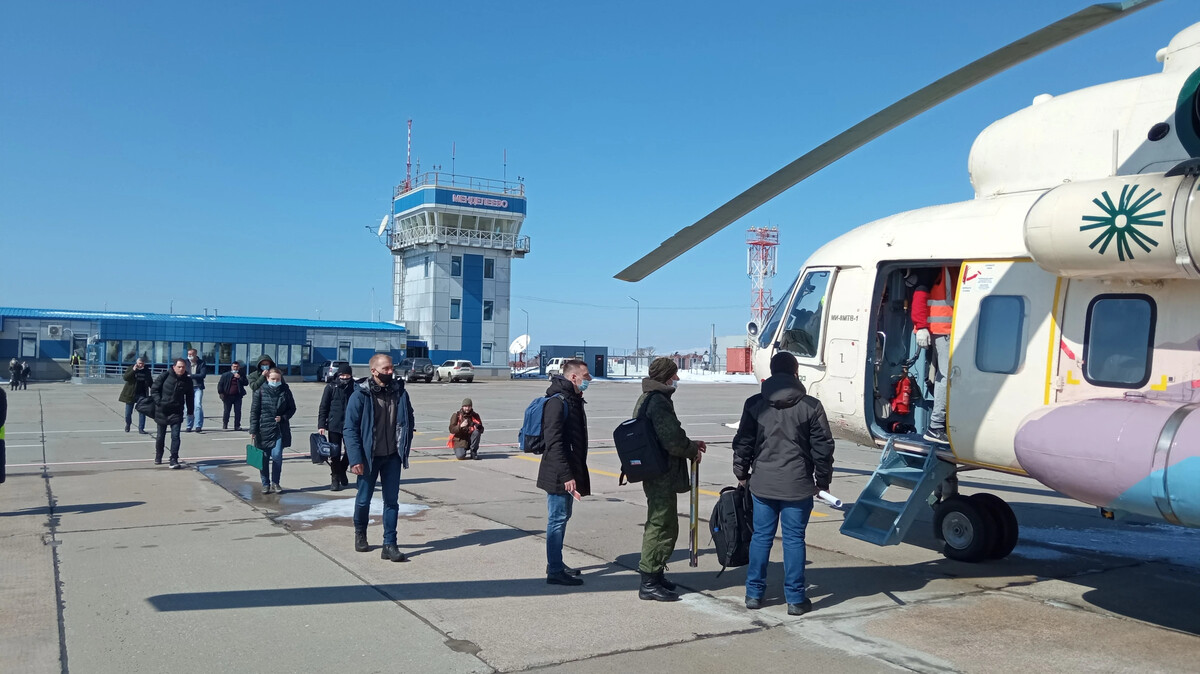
top-left (151, 358), bottom-right (195, 468)
top-left (119, 357), bottom-right (154, 434)
top-left (250, 367), bottom-right (297, 494)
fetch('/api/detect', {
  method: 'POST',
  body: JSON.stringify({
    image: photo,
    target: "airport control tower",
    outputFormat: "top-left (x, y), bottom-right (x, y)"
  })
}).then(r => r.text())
top-left (388, 172), bottom-right (529, 377)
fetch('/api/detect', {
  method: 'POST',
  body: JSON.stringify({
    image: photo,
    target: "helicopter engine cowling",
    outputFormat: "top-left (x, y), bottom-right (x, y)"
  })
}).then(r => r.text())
top-left (1024, 173), bottom-right (1200, 280)
top-left (1014, 398), bottom-right (1200, 527)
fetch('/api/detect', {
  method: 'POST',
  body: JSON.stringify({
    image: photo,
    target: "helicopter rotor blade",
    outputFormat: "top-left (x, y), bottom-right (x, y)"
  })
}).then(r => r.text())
top-left (615, 0), bottom-right (1162, 282)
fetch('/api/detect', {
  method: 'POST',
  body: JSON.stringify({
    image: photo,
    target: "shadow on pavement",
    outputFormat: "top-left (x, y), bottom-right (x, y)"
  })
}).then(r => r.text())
top-left (0, 500), bottom-right (146, 517)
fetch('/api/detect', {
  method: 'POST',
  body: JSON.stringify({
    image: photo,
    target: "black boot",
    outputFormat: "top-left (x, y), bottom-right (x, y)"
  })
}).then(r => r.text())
top-left (331, 477), bottom-right (342, 492)
top-left (639, 571), bottom-right (680, 602)
top-left (656, 570), bottom-right (677, 592)
top-left (381, 544), bottom-right (408, 562)
top-left (355, 530), bottom-right (369, 552)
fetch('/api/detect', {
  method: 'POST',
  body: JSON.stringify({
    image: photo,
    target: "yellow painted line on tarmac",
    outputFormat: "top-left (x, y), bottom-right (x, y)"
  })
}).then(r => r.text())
top-left (509, 454), bottom-right (827, 516)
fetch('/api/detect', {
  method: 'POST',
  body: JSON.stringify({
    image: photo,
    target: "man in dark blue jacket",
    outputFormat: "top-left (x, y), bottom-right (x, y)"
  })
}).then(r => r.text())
top-left (344, 354), bottom-right (415, 562)
top-left (185, 348), bottom-right (207, 433)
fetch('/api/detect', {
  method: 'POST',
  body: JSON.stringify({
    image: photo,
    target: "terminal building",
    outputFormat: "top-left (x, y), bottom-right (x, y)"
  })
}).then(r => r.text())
top-left (0, 308), bottom-right (407, 381)
top-left (387, 172), bottom-right (529, 378)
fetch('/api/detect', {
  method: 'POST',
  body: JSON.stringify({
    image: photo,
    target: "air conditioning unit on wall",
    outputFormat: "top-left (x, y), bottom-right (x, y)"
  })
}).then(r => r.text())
top-left (47, 325), bottom-right (63, 339)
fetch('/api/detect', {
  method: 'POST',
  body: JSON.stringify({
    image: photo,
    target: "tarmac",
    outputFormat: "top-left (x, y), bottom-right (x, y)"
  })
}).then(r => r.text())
top-left (3, 378), bottom-right (1200, 673)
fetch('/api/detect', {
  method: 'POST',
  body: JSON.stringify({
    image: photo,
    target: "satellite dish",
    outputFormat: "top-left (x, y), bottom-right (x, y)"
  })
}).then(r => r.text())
top-left (376, 214), bottom-right (389, 237)
top-left (509, 334), bottom-right (530, 354)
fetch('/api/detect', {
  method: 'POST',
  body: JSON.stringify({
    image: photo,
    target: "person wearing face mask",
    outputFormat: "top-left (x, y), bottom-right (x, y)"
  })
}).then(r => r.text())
top-left (537, 359), bottom-right (592, 586)
top-left (633, 357), bottom-right (707, 602)
top-left (217, 361), bottom-right (248, 431)
top-left (119, 357), bottom-right (153, 434)
top-left (151, 358), bottom-right (196, 469)
top-left (448, 398), bottom-right (485, 460)
top-left (249, 367), bottom-right (297, 494)
top-left (732, 352), bottom-right (835, 616)
top-left (248, 355), bottom-right (277, 392)
top-left (343, 354), bottom-right (415, 562)
top-left (318, 363), bottom-right (355, 490)
top-left (184, 348), bottom-right (207, 433)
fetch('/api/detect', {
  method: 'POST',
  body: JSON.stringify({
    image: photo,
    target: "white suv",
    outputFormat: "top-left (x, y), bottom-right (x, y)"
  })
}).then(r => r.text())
top-left (545, 357), bottom-right (569, 376)
top-left (436, 360), bottom-right (474, 383)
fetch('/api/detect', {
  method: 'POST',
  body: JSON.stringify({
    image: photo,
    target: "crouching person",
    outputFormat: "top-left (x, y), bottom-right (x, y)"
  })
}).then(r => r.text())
top-left (732, 352), bottom-right (834, 616)
top-left (344, 354), bottom-right (415, 562)
top-left (449, 398), bottom-right (484, 460)
top-left (636, 358), bottom-right (705, 601)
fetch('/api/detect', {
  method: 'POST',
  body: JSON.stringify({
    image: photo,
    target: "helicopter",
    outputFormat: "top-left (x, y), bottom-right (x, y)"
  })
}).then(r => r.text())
top-left (617, 0), bottom-right (1200, 562)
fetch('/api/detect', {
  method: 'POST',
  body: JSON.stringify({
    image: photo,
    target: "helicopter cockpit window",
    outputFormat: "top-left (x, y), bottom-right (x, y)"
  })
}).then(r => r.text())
top-left (778, 270), bottom-right (831, 358)
top-left (1083, 294), bottom-right (1155, 388)
top-left (758, 273), bottom-right (799, 350)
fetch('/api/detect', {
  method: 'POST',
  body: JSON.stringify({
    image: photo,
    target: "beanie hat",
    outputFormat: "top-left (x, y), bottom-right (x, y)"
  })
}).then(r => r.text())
top-left (461, 398), bottom-right (473, 408)
top-left (648, 357), bottom-right (679, 383)
top-left (336, 363), bottom-right (353, 376)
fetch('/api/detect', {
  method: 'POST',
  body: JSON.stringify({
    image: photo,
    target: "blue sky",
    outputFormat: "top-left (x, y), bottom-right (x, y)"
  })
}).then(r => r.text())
top-left (1, 1), bottom-right (1195, 354)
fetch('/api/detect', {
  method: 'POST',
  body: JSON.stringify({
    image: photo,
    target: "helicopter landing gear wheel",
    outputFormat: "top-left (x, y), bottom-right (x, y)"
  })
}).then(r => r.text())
top-left (970, 493), bottom-right (1018, 560)
top-left (934, 495), bottom-right (996, 563)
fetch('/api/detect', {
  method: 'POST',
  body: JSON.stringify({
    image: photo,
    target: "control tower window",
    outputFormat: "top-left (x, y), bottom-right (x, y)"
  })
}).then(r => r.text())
top-left (451, 298), bottom-right (461, 320)
top-left (451, 256), bottom-right (462, 277)
top-left (484, 258), bottom-right (495, 279)
top-left (483, 301), bottom-right (494, 321)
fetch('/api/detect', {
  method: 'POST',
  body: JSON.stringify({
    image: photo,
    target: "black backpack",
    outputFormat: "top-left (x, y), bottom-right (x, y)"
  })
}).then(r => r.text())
top-left (612, 392), bottom-right (669, 485)
top-left (710, 485), bottom-right (754, 576)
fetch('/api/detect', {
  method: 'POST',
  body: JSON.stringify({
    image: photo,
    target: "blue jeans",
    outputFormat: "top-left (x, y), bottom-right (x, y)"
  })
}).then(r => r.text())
top-left (124, 402), bottom-right (147, 432)
top-left (259, 437), bottom-right (283, 486)
top-left (187, 389), bottom-right (204, 430)
top-left (353, 453), bottom-right (403, 545)
top-left (546, 492), bottom-right (574, 574)
top-left (746, 493), bottom-right (813, 605)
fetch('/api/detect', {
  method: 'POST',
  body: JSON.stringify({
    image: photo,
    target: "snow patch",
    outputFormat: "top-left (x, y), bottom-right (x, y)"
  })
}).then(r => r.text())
top-left (279, 498), bottom-right (429, 522)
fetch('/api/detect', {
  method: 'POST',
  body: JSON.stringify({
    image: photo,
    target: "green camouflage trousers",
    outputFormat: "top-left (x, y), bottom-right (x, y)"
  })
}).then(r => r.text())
top-left (638, 477), bottom-right (680, 573)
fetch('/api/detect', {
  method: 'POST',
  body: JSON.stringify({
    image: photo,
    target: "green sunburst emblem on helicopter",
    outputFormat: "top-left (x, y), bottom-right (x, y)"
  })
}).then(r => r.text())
top-left (1079, 185), bottom-right (1165, 261)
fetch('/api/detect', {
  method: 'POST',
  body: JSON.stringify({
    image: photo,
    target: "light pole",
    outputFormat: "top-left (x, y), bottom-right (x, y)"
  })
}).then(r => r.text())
top-left (628, 296), bottom-right (640, 370)
top-left (520, 308), bottom-right (529, 340)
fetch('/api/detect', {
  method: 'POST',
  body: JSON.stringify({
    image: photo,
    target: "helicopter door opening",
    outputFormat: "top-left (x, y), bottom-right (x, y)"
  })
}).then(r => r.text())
top-left (867, 262), bottom-right (964, 441)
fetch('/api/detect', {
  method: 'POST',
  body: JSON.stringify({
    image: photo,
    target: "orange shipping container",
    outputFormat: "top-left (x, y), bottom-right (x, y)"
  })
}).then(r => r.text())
top-left (726, 347), bottom-right (752, 374)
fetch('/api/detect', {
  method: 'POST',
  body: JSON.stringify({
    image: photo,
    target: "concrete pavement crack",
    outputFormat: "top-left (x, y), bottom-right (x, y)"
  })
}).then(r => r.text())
top-left (37, 391), bottom-right (70, 674)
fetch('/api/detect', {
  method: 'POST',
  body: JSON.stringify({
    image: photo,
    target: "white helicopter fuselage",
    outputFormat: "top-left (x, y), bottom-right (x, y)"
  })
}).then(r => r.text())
top-left (751, 22), bottom-right (1200, 527)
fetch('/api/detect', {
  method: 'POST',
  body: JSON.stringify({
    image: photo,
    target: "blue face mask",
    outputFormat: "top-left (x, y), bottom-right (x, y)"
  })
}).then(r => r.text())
top-left (579, 379), bottom-right (590, 392)
top-left (261, 364), bottom-right (269, 371)
top-left (267, 380), bottom-right (281, 388)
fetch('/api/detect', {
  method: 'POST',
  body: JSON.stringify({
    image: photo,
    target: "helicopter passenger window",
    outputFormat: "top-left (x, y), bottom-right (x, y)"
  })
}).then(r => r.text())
top-left (976, 295), bottom-right (1024, 374)
top-left (1083, 294), bottom-right (1156, 388)
top-left (778, 270), bottom-right (831, 358)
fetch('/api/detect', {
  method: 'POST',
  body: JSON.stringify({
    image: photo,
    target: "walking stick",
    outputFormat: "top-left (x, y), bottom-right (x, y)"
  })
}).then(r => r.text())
top-left (689, 458), bottom-right (699, 567)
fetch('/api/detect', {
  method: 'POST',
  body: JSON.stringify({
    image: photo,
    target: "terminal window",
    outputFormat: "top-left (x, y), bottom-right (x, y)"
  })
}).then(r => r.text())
top-left (451, 256), bottom-right (462, 277)
top-left (451, 298), bottom-right (461, 320)
top-left (20, 333), bottom-right (37, 358)
top-left (482, 342), bottom-right (493, 364)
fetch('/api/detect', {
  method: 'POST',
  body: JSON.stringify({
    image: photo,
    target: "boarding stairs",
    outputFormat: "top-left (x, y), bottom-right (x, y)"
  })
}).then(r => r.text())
top-left (839, 436), bottom-right (957, 546)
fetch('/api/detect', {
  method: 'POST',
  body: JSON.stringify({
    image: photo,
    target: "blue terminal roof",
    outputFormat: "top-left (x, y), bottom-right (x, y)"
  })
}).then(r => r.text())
top-left (0, 307), bottom-right (406, 333)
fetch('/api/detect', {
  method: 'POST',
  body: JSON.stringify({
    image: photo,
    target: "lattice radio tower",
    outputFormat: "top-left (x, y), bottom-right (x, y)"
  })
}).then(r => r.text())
top-left (747, 226), bottom-right (779, 324)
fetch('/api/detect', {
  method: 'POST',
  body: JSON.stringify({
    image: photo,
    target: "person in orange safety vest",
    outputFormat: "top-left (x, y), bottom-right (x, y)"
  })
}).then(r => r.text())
top-left (910, 267), bottom-right (958, 445)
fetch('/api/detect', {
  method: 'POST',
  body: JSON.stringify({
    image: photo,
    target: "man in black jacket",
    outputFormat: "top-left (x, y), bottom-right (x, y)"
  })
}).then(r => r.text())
top-left (152, 358), bottom-right (196, 469)
top-left (185, 348), bottom-right (207, 433)
top-left (537, 359), bottom-right (591, 587)
top-left (732, 352), bottom-right (834, 616)
top-left (217, 361), bottom-right (248, 431)
top-left (317, 363), bottom-right (354, 491)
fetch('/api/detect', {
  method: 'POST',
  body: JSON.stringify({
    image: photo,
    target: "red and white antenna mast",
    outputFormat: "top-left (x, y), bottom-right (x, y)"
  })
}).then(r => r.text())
top-left (747, 226), bottom-right (779, 324)
top-left (405, 119), bottom-right (412, 191)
